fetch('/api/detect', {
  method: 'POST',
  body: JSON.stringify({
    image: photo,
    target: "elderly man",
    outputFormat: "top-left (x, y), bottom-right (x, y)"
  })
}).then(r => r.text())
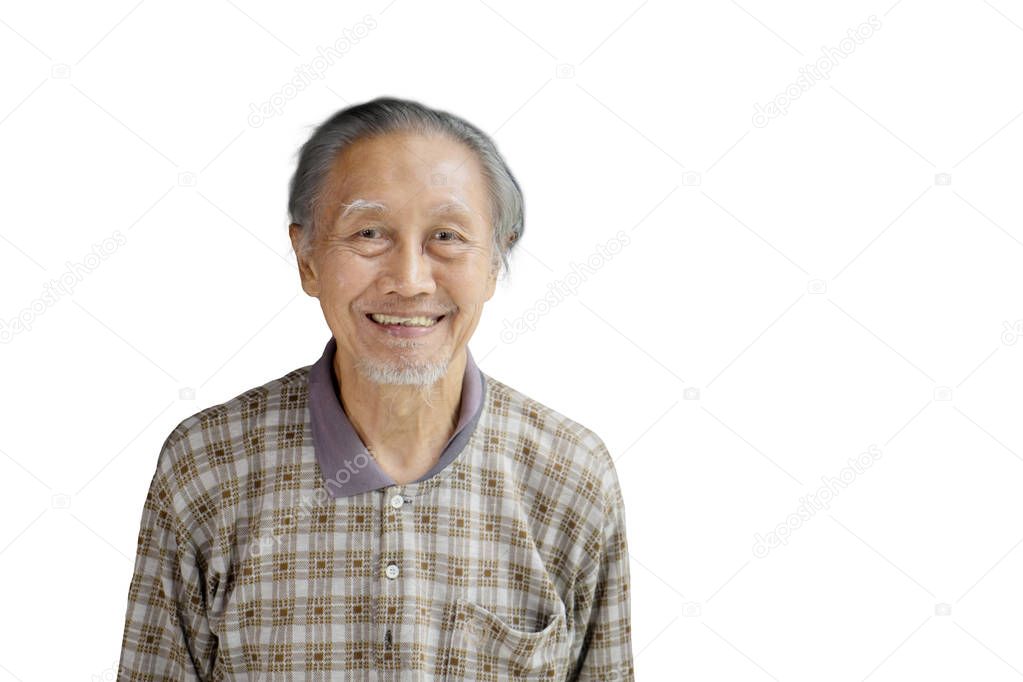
top-left (117, 97), bottom-right (633, 680)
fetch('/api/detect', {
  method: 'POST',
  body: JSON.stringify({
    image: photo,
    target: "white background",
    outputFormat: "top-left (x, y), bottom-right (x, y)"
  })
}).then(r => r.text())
top-left (2, 1), bottom-right (1023, 679)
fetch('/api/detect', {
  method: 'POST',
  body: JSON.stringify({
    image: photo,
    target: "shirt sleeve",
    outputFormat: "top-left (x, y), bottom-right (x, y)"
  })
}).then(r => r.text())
top-left (568, 447), bottom-right (635, 681)
top-left (117, 453), bottom-right (218, 681)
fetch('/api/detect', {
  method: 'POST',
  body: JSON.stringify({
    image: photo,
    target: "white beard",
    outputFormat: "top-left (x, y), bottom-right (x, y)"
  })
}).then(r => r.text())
top-left (353, 349), bottom-right (450, 387)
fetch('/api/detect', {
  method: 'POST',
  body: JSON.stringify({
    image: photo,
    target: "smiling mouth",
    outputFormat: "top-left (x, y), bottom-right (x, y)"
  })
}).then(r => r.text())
top-left (366, 313), bottom-right (446, 328)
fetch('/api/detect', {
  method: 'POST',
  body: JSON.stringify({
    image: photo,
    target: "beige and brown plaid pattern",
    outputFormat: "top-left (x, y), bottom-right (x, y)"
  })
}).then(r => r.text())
top-left (116, 361), bottom-right (633, 681)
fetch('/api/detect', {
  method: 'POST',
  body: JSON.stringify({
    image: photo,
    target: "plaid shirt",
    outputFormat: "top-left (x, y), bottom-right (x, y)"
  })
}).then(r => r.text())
top-left (117, 337), bottom-right (634, 681)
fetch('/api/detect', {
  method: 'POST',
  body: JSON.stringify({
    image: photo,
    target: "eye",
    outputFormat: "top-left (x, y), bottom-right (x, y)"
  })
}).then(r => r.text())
top-left (434, 229), bottom-right (460, 241)
top-left (355, 227), bottom-right (382, 239)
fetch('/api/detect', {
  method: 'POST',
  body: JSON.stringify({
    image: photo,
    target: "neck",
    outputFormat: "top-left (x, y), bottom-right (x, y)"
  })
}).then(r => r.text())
top-left (334, 348), bottom-right (467, 473)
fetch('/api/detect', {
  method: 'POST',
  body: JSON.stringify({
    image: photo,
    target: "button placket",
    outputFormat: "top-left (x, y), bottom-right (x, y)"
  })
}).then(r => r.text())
top-left (378, 486), bottom-right (408, 665)
top-left (383, 491), bottom-right (405, 579)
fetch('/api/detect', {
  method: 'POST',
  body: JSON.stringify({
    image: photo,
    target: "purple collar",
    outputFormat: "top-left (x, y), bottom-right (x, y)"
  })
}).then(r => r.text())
top-left (307, 337), bottom-right (485, 497)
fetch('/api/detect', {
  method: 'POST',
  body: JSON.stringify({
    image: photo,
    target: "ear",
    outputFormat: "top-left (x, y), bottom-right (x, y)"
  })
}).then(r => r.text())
top-left (483, 253), bottom-right (499, 302)
top-left (288, 223), bottom-right (320, 297)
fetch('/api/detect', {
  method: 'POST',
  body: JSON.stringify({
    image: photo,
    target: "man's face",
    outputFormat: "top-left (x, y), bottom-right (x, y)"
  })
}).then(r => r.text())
top-left (289, 131), bottom-right (498, 386)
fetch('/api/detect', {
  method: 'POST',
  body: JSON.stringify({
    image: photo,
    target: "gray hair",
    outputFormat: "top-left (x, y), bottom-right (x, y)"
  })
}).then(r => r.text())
top-left (287, 96), bottom-right (524, 278)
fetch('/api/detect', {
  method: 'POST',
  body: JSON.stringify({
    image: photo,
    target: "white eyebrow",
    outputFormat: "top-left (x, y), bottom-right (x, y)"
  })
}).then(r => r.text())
top-left (338, 197), bottom-right (475, 221)
top-left (338, 198), bottom-right (389, 221)
top-left (429, 198), bottom-right (473, 216)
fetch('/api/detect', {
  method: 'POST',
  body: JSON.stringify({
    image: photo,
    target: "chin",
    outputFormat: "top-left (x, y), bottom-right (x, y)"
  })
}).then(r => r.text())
top-left (353, 356), bottom-right (451, 386)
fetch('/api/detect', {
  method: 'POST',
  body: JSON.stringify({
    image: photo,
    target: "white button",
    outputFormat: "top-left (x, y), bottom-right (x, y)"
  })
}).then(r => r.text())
top-left (385, 563), bottom-right (400, 579)
top-left (390, 494), bottom-right (405, 509)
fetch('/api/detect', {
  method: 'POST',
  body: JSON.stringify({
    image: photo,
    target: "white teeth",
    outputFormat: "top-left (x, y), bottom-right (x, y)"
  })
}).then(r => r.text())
top-left (369, 313), bottom-right (441, 327)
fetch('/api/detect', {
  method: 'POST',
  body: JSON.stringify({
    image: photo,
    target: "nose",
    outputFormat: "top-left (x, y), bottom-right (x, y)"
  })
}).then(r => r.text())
top-left (378, 238), bottom-right (437, 298)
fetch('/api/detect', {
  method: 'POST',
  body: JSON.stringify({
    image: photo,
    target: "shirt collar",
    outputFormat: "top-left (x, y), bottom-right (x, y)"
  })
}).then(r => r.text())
top-left (307, 336), bottom-right (485, 497)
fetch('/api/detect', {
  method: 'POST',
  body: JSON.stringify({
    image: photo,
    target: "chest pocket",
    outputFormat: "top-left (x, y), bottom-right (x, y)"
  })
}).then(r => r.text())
top-left (444, 597), bottom-right (569, 680)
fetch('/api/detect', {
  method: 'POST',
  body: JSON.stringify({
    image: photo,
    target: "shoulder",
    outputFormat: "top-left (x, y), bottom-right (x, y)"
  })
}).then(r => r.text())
top-left (152, 365), bottom-right (312, 502)
top-left (481, 372), bottom-right (623, 516)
